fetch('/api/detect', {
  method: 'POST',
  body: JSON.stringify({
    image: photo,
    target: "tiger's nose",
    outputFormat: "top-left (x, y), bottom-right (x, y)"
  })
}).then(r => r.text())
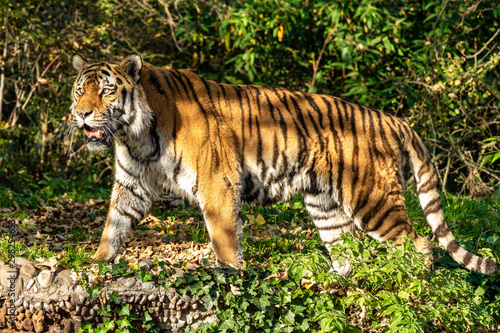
top-left (76, 110), bottom-right (93, 119)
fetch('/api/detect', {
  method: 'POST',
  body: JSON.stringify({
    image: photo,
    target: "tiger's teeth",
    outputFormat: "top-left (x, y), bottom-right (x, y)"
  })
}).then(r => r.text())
top-left (96, 130), bottom-right (103, 139)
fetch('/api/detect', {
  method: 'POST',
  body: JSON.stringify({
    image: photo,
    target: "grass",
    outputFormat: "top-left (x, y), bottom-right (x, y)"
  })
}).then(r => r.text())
top-left (1, 185), bottom-right (499, 332)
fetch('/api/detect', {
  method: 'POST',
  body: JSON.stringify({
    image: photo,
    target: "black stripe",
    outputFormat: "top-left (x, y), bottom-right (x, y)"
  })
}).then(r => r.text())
top-left (446, 240), bottom-right (460, 253)
top-left (116, 77), bottom-right (123, 85)
top-left (101, 69), bottom-right (111, 76)
top-left (176, 72), bottom-right (210, 127)
top-left (234, 86), bottom-right (246, 153)
top-left (381, 219), bottom-right (412, 240)
top-left (423, 197), bottom-right (442, 216)
top-left (255, 117), bottom-right (267, 181)
top-left (289, 94), bottom-right (310, 138)
top-left (322, 97), bottom-right (344, 205)
top-left (115, 206), bottom-right (139, 225)
top-left (462, 252), bottom-right (473, 266)
top-left (303, 93), bottom-right (325, 130)
top-left (360, 196), bottom-right (386, 229)
top-left (417, 163), bottom-right (430, 181)
top-left (242, 88), bottom-right (253, 134)
top-left (116, 157), bottom-right (139, 178)
top-left (116, 180), bottom-right (146, 202)
top-left (261, 90), bottom-right (277, 123)
top-left (250, 86), bottom-right (262, 117)
top-left (366, 205), bottom-right (405, 233)
top-left (165, 71), bottom-right (184, 95)
top-left (126, 88), bottom-right (137, 126)
top-left (433, 223), bottom-right (451, 238)
top-left (417, 177), bottom-right (437, 195)
top-left (149, 69), bottom-right (165, 95)
top-left (348, 102), bottom-right (359, 203)
top-left (272, 133), bottom-right (279, 170)
top-left (316, 221), bottom-right (352, 231)
top-left (306, 201), bottom-right (339, 211)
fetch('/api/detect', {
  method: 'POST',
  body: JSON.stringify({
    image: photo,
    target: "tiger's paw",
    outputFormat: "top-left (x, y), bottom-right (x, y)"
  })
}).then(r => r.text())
top-left (93, 245), bottom-right (118, 264)
top-left (329, 260), bottom-right (353, 277)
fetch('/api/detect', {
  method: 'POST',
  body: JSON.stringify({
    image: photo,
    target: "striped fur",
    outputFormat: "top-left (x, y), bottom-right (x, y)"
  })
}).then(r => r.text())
top-left (69, 54), bottom-right (496, 275)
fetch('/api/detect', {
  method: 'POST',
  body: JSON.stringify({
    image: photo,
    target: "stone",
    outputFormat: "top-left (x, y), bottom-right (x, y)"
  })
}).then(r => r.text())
top-left (48, 285), bottom-right (57, 295)
top-left (65, 301), bottom-right (74, 311)
top-left (26, 279), bottom-right (35, 290)
top-left (19, 265), bottom-right (37, 279)
top-left (73, 284), bottom-right (85, 294)
top-left (34, 302), bottom-right (42, 311)
top-left (143, 281), bottom-right (155, 290)
top-left (72, 315), bottom-right (83, 322)
top-left (56, 269), bottom-right (74, 286)
top-left (12, 257), bottom-right (36, 267)
top-left (34, 320), bottom-right (44, 333)
top-left (118, 276), bottom-right (136, 288)
top-left (0, 265), bottom-right (18, 289)
top-left (22, 318), bottom-right (33, 331)
top-left (138, 259), bottom-right (154, 271)
top-left (37, 270), bottom-right (55, 289)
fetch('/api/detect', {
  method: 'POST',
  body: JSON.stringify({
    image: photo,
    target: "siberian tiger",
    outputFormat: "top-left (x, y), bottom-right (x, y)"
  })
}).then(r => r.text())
top-left (69, 53), bottom-right (496, 275)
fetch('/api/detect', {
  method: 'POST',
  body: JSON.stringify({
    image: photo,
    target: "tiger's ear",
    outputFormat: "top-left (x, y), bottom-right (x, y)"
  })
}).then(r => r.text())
top-left (72, 54), bottom-right (88, 72)
top-left (120, 53), bottom-right (142, 82)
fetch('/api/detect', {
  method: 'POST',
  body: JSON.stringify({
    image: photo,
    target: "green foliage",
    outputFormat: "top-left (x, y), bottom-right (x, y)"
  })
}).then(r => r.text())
top-left (72, 190), bottom-right (499, 332)
top-left (0, 0), bottom-right (498, 197)
top-left (482, 136), bottom-right (500, 167)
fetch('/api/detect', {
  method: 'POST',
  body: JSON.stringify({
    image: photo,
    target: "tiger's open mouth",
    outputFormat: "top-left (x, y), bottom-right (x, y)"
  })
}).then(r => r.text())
top-left (84, 126), bottom-right (105, 139)
top-left (83, 124), bottom-right (111, 151)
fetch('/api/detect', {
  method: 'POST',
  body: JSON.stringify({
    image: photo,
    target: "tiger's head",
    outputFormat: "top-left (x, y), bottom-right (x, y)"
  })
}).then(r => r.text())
top-left (70, 53), bottom-right (143, 151)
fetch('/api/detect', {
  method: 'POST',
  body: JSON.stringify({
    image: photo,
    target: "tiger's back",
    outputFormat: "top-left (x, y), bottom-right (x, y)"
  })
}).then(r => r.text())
top-left (70, 54), bottom-right (496, 275)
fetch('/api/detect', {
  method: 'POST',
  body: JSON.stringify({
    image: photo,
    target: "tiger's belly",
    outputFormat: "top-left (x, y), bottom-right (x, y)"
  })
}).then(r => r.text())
top-left (240, 164), bottom-right (329, 205)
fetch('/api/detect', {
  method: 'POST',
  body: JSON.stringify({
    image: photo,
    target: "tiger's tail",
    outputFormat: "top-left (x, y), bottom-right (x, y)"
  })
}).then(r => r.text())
top-left (403, 125), bottom-right (496, 274)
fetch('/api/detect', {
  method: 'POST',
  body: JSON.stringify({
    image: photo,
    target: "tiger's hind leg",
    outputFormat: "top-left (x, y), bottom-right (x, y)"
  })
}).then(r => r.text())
top-left (305, 194), bottom-right (355, 276)
top-left (354, 192), bottom-right (432, 265)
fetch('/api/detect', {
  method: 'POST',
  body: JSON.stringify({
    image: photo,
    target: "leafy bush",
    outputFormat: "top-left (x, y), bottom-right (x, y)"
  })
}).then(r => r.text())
top-left (0, 0), bottom-right (499, 196)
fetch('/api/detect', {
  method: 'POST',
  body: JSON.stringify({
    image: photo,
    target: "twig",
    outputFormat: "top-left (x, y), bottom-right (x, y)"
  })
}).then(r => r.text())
top-left (462, 28), bottom-right (500, 59)
top-left (433, 0), bottom-right (449, 29)
top-left (309, 27), bottom-right (335, 92)
top-left (161, 0), bottom-right (183, 52)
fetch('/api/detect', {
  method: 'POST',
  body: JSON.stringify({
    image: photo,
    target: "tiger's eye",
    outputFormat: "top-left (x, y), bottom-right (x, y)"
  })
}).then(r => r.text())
top-left (102, 88), bottom-right (112, 95)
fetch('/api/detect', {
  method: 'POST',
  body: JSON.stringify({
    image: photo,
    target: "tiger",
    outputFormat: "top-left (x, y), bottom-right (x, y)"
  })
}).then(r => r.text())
top-left (69, 53), bottom-right (496, 275)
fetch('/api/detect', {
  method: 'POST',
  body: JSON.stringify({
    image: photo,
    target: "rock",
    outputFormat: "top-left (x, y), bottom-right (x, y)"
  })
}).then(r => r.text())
top-left (0, 265), bottom-right (18, 289)
top-left (12, 257), bottom-right (36, 267)
top-left (48, 285), bottom-right (57, 295)
top-left (143, 281), bottom-right (155, 290)
top-left (73, 315), bottom-right (83, 322)
top-left (37, 270), bottom-right (55, 289)
top-left (34, 302), bottom-right (42, 311)
top-left (22, 318), bottom-right (33, 331)
top-left (26, 279), bottom-right (35, 290)
top-left (34, 320), bottom-right (44, 333)
top-left (56, 270), bottom-right (74, 286)
top-left (118, 276), bottom-right (136, 288)
top-left (138, 259), bottom-right (154, 271)
top-left (19, 265), bottom-right (37, 279)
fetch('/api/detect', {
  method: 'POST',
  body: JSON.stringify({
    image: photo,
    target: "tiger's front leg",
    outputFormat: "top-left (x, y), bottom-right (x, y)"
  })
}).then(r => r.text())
top-left (93, 180), bottom-right (156, 263)
top-left (198, 174), bottom-right (243, 267)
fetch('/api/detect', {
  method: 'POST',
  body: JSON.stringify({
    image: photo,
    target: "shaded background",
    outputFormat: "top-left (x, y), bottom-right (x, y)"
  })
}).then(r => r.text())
top-left (0, 0), bottom-right (499, 202)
